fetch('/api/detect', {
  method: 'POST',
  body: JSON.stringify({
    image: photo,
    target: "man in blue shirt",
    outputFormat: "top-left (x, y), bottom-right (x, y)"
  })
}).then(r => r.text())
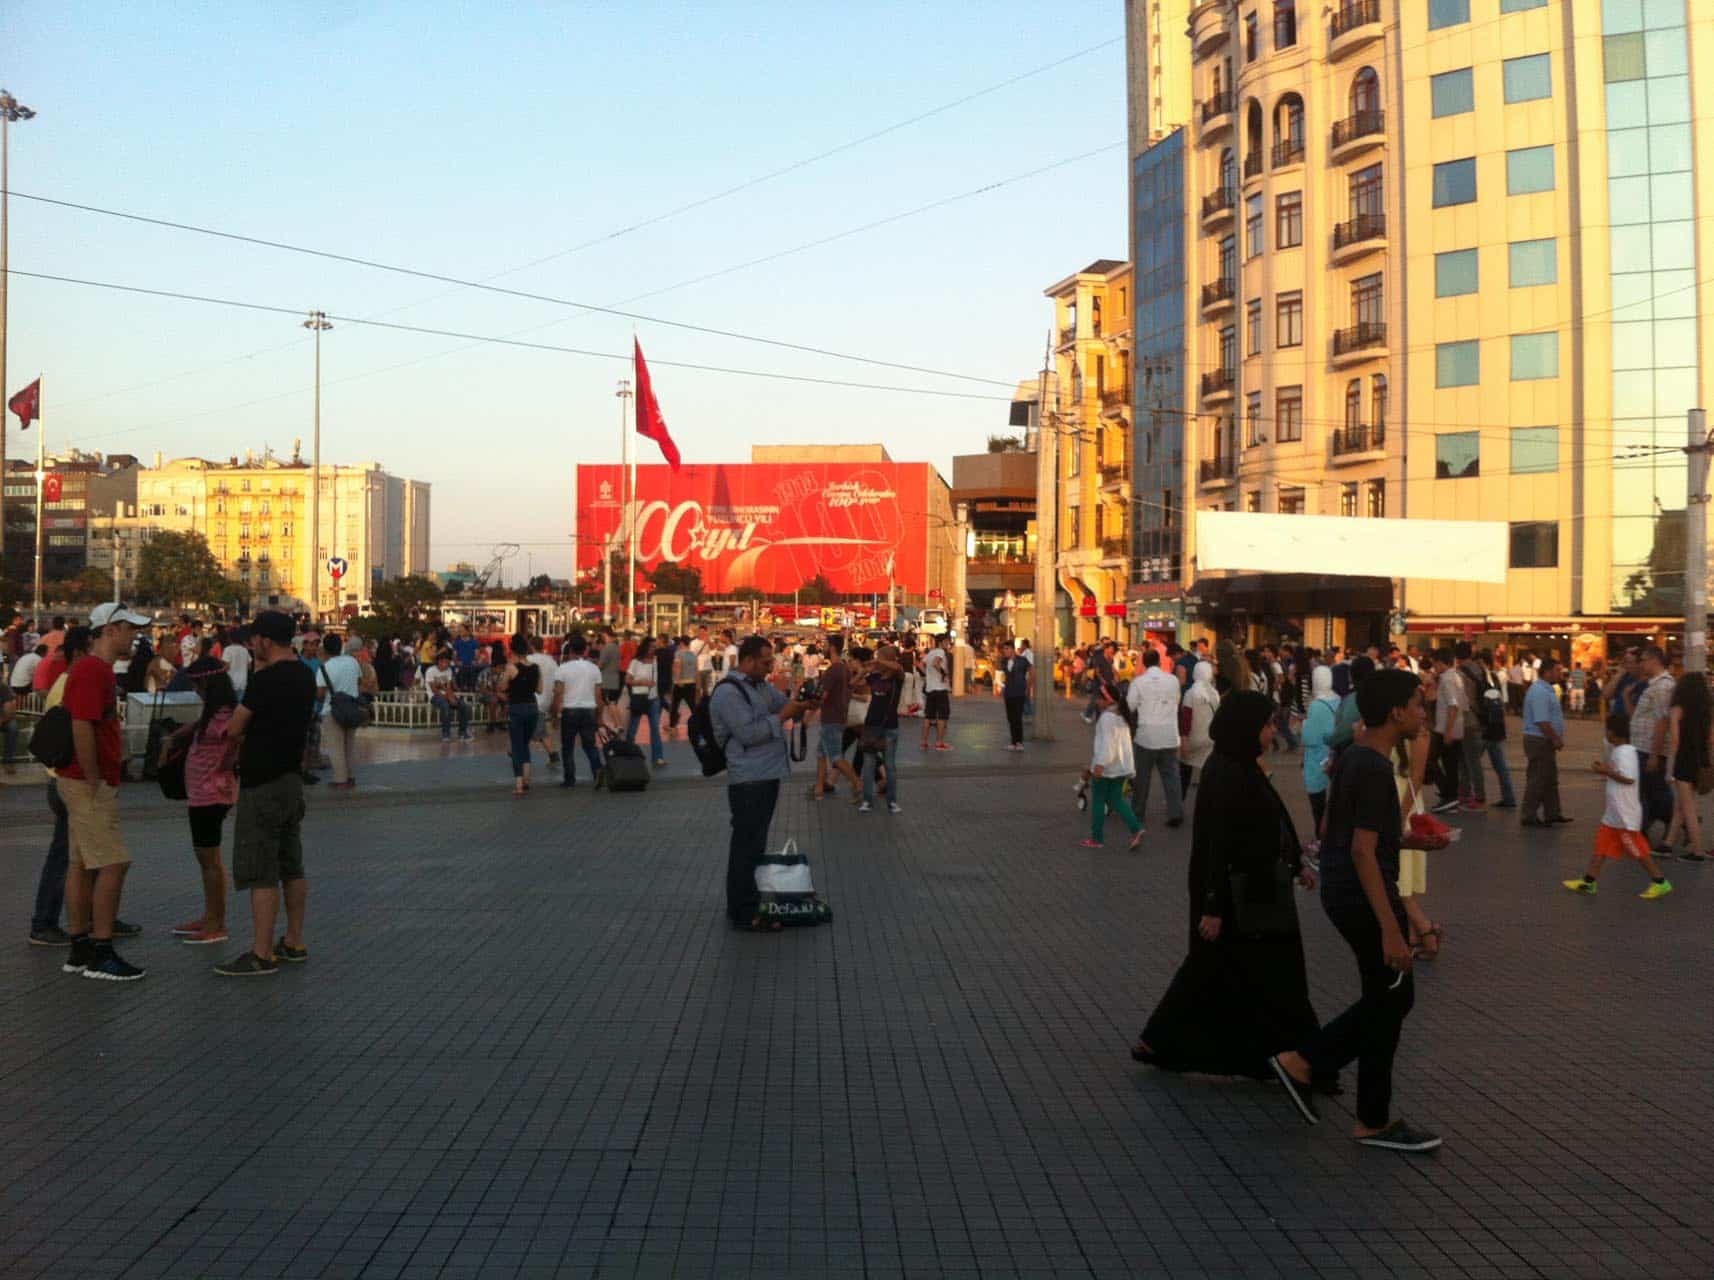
top-left (452, 626), bottom-right (480, 692)
top-left (1520, 655), bottom-right (1569, 826)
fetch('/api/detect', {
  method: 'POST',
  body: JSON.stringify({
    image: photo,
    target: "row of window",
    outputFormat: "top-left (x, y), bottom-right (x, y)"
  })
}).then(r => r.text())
top-left (1435, 332), bottom-right (1559, 387)
top-left (214, 523), bottom-right (295, 538)
top-left (1430, 53), bottom-right (1551, 119)
top-left (1236, 481), bottom-right (1384, 518)
top-left (1434, 427), bottom-right (1559, 479)
top-left (1432, 146), bottom-right (1555, 206)
top-left (1429, 0), bottom-right (1546, 30)
top-left (1434, 239), bottom-right (1557, 295)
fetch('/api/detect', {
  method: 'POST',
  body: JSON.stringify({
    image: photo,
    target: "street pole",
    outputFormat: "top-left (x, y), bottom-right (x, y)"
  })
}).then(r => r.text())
top-left (30, 380), bottom-right (43, 619)
top-left (1, 92), bottom-right (37, 584)
top-left (616, 378), bottom-right (634, 630)
top-left (1685, 407), bottom-right (1710, 674)
top-left (303, 310), bottom-right (332, 619)
top-left (1032, 336), bottom-right (1058, 741)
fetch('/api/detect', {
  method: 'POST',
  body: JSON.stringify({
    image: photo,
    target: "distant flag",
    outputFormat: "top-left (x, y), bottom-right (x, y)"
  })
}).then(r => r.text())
top-left (633, 339), bottom-right (681, 470)
top-left (7, 378), bottom-right (40, 430)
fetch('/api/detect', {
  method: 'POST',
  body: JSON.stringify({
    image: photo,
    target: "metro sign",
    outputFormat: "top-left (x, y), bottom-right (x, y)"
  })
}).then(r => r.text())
top-left (326, 556), bottom-right (349, 581)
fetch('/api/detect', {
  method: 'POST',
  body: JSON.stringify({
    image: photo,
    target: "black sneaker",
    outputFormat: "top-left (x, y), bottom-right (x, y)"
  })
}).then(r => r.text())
top-left (1356, 1120), bottom-right (1443, 1153)
top-left (1165, 817), bottom-right (1184, 829)
top-left (594, 768), bottom-right (607, 791)
top-left (1268, 1055), bottom-right (1320, 1125)
top-left (29, 926), bottom-right (71, 947)
top-left (274, 939), bottom-right (308, 964)
top-left (82, 948), bottom-right (146, 982)
top-left (112, 919), bottom-right (142, 938)
top-left (62, 936), bottom-right (95, 974)
top-left (214, 950), bottom-right (279, 977)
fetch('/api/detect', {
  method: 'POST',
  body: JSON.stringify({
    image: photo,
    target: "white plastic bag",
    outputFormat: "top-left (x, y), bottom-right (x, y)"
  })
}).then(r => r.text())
top-left (754, 837), bottom-right (814, 896)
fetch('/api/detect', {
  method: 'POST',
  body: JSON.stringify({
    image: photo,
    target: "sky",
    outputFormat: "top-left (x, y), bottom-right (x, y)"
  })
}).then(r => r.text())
top-left (2, 1), bottom-right (1126, 580)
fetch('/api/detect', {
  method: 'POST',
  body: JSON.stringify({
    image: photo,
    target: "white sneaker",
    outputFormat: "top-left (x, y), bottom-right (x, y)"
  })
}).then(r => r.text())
top-left (858, 801), bottom-right (872, 813)
top-left (888, 803), bottom-right (902, 814)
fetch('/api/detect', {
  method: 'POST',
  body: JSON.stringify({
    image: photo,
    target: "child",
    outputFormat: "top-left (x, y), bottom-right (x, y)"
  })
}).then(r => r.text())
top-left (1081, 681), bottom-right (1145, 851)
top-left (1564, 711), bottom-right (1673, 899)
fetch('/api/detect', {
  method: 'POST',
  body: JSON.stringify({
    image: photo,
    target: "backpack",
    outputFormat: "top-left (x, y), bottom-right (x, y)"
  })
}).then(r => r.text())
top-left (688, 676), bottom-right (751, 777)
top-left (27, 704), bottom-right (75, 770)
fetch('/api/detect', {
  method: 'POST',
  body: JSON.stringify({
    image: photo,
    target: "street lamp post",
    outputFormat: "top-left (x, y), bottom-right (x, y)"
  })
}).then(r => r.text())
top-left (303, 310), bottom-right (332, 618)
top-left (0, 90), bottom-right (37, 585)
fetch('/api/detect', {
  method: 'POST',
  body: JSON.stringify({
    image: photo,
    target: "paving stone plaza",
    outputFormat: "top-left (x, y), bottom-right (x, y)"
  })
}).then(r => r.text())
top-left (1, 700), bottom-right (1709, 1278)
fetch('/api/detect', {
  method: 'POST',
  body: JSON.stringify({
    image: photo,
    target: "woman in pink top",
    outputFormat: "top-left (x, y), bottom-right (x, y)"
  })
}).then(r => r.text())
top-left (163, 671), bottom-right (240, 945)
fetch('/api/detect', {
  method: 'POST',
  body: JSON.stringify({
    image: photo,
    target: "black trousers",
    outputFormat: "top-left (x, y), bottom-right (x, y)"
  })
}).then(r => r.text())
top-left (1004, 696), bottom-right (1026, 745)
top-left (726, 779), bottom-right (780, 922)
top-left (559, 709), bottom-right (603, 784)
top-left (668, 682), bottom-right (698, 728)
top-left (1300, 911), bottom-right (1415, 1131)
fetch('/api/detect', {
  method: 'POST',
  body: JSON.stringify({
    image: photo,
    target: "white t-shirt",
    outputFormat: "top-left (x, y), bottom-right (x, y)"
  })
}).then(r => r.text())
top-left (923, 647), bottom-right (950, 693)
top-left (527, 652), bottom-right (558, 710)
top-left (804, 653), bottom-right (823, 680)
top-left (554, 658), bottom-right (601, 709)
top-left (319, 653), bottom-right (362, 717)
top-left (424, 664), bottom-right (458, 697)
top-left (626, 658), bottom-right (657, 699)
top-left (1603, 742), bottom-right (1643, 831)
top-left (10, 652), bottom-right (41, 689)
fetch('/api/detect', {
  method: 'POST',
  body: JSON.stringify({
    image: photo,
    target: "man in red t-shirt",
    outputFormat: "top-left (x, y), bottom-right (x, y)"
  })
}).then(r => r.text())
top-left (59, 602), bottom-right (152, 982)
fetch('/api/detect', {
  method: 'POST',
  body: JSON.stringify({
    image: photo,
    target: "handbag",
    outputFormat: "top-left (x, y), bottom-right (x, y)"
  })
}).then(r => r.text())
top-left (754, 839), bottom-right (815, 896)
top-left (1226, 859), bottom-right (1300, 939)
top-left (845, 696), bottom-right (871, 728)
top-left (157, 746), bottom-right (188, 801)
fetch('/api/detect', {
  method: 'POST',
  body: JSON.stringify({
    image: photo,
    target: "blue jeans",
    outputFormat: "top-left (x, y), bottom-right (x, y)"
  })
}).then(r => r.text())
top-left (432, 694), bottom-right (470, 738)
top-left (1132, 746), bottom-right (1184, 822)
top-left (626, 695), bottom-right (665, 762)
top-left (560, 708), bottom-right (604, 784)
top-left (1483, 738), bottom-right (1517, 806)
top-left (506, 703), bottom-right (537, 776)
top-left (861, 728), bottom-right (900, 806)
top-left (31, 780), bottom-right (70, 933)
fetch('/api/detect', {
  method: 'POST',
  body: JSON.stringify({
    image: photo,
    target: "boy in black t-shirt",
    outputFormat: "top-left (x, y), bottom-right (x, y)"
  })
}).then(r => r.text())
top-left (1271, 668), bottom-right (1443, 1154)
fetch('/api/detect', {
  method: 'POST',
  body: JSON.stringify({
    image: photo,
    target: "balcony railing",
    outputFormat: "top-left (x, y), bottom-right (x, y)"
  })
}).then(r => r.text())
top-left (1201, 187), bottom-right (1236, 220)
top-left (1330, 0), bottom-right (1381, 42)
top-left (1200, 368), bottom-right (1236, 399)
top-left (1331, 109), bottom-right (1384, 150)
top-left (1331, 423), bottom-right (1386, 457)
top-left (1198, 456), bottom-right (1236, 484)
top-left (1243, 151), bottom-right (1262, 179)
top-left (1201, 91), bottom-right (1234, 123)
top-left (1332, 212), bottom-right (1386, 251)
top-left (1272, 137), bottom-right (1305, 168)
top-left (1332, 321), bottom-right (1387, 358)
top-left (1200, 277), bottom-right (1236, 309)
top-left (1099, 463), bottom-right (1128, 484)
top-left (1100, 536), bottom-right (1132, 559)
top-left (1100, 389), bottom-right (1129, 411)
top-left (1058, 324), bottom-right (1076, 347)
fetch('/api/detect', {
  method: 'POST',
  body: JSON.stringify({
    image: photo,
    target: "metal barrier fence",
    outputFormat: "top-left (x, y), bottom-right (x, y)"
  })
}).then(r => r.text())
top-left (7, 687), bottom-right (462, 732)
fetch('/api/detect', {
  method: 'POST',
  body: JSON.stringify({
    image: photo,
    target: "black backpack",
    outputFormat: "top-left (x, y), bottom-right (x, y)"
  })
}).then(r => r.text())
top-left (688, 676), bottom-right (750, 777)
top-left (28, 704), bottom-right (75, 770)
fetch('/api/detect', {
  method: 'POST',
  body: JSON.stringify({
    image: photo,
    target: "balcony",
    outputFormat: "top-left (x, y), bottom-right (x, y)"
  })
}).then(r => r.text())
top-left (1271, 137), bottom-right (1305, 170)
top-left (1330, 109), bottom-right (1385, 161)
top-left (1200, 91), bottom-right (1234, 141)
top-left (1098, 462), bottom-right (1130, 494)
top-left (1099, 536), bottom-right (1132, 565)
top-left (1201, 186), bottom-right (1237, 229)
top-left (1200, 368), bottom-right (1236, 402)
top-left (1329, 0), bottom-right (1382, 59)
top-left (1331, 212), bottom-right (1386, 263)
top-left (1100, 388), bottom-right (1130, 417)
top-left (1330, 422), bottom-right (1387, 463)
top-left (1192, 5), bottom-right (1231, 59)
top-left (1057, 324), bottom-right (1076, 349)
top-left (1198, 455), bottom-right (1236, 488)
top-left (1243, 151), bottom-right (1262, 181)
top-left (1200, 277), bottom-right (1236, 315)
top-left (1331, 321), bottom-right (1388, 366)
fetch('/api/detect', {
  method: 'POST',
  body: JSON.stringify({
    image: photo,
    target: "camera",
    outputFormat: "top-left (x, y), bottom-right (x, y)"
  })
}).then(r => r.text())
top-left (797, 679), bottom-right (823, 703)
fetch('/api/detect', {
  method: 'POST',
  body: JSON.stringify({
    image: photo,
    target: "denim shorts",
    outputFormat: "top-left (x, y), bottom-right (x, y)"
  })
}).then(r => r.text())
top-left (819, 724), bottom-right (846, 763)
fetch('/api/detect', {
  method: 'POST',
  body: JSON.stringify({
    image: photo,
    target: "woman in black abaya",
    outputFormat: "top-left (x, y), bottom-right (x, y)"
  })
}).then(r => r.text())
top-left (1133, 690), bottom-right (1331, 1085)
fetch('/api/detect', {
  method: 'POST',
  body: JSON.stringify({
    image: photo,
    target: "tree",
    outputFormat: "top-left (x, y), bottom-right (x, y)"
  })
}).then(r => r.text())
top-left (49, 566), bottom-right (114, 604)
top-left (647, 562), bottom-right (704, 600)
top-left (369, 574), bottom-right (444, 622)
top-left (135, 530), bottom-right (237, 607)
top-left (987, 433), bottom-right (1026, 453)
top-left (796, 574), bottom-right (839, 606)
top-left (730, 585), bottom-right (768, 603)
top-left (524, 573), bottom-right (555, 599)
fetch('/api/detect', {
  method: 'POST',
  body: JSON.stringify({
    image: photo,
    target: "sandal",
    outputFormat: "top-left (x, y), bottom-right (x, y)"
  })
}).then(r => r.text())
top-left (1128, 830), bottom-right (1146, 852)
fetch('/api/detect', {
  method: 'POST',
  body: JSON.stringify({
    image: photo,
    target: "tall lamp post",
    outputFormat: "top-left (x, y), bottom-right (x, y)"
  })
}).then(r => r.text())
top-left (0, 90), bottom-right (37, 584)
top-left (303, 311), bottom-right (332, 618)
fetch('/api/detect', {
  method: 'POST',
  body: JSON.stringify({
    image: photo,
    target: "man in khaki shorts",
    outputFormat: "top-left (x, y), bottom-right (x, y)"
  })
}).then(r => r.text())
top-left (215, 610), bottom-right (317, 977)
top-left (60, 602), bottom-right (153, 982)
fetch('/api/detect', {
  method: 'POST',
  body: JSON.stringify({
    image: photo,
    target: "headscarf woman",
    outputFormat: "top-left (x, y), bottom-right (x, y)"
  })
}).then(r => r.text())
top-left (1300, 664), bottom-right (1342, 836)
top-left (1179, 661), bottom-right (1220, 793)
top-left (1134, 691), bottom-right (1332, 1089)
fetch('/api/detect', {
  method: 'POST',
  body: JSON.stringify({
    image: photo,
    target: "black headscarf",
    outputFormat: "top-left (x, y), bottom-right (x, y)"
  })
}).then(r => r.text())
top-left (1210, 690), bottom-right (1275, 760)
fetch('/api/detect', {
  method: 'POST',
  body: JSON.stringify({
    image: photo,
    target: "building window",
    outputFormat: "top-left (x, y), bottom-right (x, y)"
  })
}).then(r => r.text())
top-left (1246, 299), bottom-right (1262, 355)
top-left (241, 480), bottom-right (251, 491)
top-left (1276, 291), bottom-right (1303, 348)
top-left (1436, 339), bottom-right (1480, 387)
top-left (1274, 0), bottom-right (1296, 50)
top-left (1510, 521), bottom-right (1559, 568)
top-left (1501, 0), bottom-right (1546, 10)
top-left (1278, 486), bottom-right (1305, 514)
top-left (1246, 391), bottom-right (1263, 446)
top-left (1245, 193), bottom-right (1263, 257)
top-left (1511, 331), bottom-right (1559, 380)
top-left (1429, 0), bottom-right (1470, 29)
top-left (1371, 374), bottom-right (1388, 430)
top-left (1350, 163), bottom-right (1383, 219)
top-left (260, 500), bottom-right (270, 514)
top-left (1275, 192), bottom-right (1302, 248)
top-left (1503, 53), bottom-right (1552, 103)
top-left (1345, 380), bottom-right (1362, 432)
top-left (1340, 482), bottom-right (1359, 517)
top-left (282, 522), bottom-right (293, 536)
top-left (1274, 94), bottom-right (1304, 162)
top-left (1430, 67), bottom-right (1474, 118)
top-left (1219, 325), bottom-right (1237, 370)
top-left (1435, 248), bottom-right (1479, 297)
top-left (1604, 32), bottom-right (1647, 82)
top-left (1507, 145), bottom-right (1555, 194)
top-left (1350, 66), bottom-right (1379, 116)
top-left (1351, 273), bottom-right (1383, 328)
top-left (1275, 386), bottom-right (1303, 442)
top-left (1366, 480), bottom-right (1386, 517)
top-left (1509, 237), bottom-right (1557, 286)
top-left (1436, 432), bottom-right (1480, 478)
top-left (1432, 157), bottom-right (1477, 207)
top-left (1245, 11), bottom-right (1259, 61)
top-left (1511, 426), bottom-right (1559, 474)
top-left (1218, 146), bottom-right (1237, 193)
top-left (1219, 234), bottom-right (1236, 280)
top-left (1245, 490), bottom-right (1261, 513)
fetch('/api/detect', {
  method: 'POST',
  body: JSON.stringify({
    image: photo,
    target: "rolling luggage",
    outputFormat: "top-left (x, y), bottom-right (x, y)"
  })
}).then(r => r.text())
top-left (601, 735), bottom-right (650, 792)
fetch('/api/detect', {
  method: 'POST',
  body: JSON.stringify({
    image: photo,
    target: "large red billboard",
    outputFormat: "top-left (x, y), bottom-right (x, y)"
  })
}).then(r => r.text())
top-left (577, 462), bottom-right (935, 595)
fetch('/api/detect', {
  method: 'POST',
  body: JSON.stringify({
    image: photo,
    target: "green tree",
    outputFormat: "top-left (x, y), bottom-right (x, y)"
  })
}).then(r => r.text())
top-left (730, 585), bottom-right (768, 603)
top-left (796, 573), bottom-right (838, 605)
top-left (369, 574), bottom-right (444, 622)
top-left (135, 530), bottom-right (237, 607)
top-left (646, 562), bottom-right (704, 600)
top-left (524, 573), bottom-right (555, 598)
top-left (50, 565), bottom-right (115, 604)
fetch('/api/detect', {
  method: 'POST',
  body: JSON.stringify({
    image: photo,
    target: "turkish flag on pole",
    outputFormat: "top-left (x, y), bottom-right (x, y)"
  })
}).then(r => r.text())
top-left (8, 378), bottom-right (41, 430)
top-left (633, 339), bottom-right (681, 470)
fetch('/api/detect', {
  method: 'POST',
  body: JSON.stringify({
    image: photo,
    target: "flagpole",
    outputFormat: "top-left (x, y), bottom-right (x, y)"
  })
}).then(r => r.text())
top-left (31, 374), bottom-right (43, 622)
top-left (617, 375), bottom-right (635, 630)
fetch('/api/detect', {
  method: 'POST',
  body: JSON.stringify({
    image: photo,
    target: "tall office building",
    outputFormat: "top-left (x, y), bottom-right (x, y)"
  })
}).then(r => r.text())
top-left (1171, 0), bottom-right (1711, 650)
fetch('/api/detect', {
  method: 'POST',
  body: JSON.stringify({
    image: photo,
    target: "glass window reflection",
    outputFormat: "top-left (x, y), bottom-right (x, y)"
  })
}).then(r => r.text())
top-left (1651, 221), bottom-right (1693, 270)
top-left (1647, 76), bottom-right (1690, 125)
top-left (1510, 427), bottom-right (1558, 475)
top-left (1651, 319), bottom-right (1696, 369)
top-left (1649, 172), bottom-right (1693, 221)
top-left (1503, 53), bottom-right (1552, 103)
top-left (1601, 0), bottom-right (1644, 32)
top-left (1655, 369), bottom-right (1696, 416)
top-left (1607, 128), bottom-right (1650, 176)
top-left (1611, 371), bottom-right (1654, 418)
top-left (1646, 124), bottom-right (1690, 172)
top-left (1652, 269), bottom-right (1695, 319)
top-left (1642, 0), bottom-right (1685, 29)
top-left (1607, 273), bottom-right (1653, 322)
top-left (1506, 145), bottom-right (1554, 194)
top-left (1509, 238), bottom-right (1557, 288)
top-left (1606, 80), bottom-right (1648, 128)
top-left (1603, 32), bottom-right (1646, 81)
top-left (1609, 224), bottom-right (1652, 273)
top-left (1608, 177), bottom-right (1652, 224)
top-left (1644, 28), bottom-right (1688, 76)
top-left (1610, 321), bottom-right (1653, 370)
top-left (1511, 332), bottom-right (1559, 381)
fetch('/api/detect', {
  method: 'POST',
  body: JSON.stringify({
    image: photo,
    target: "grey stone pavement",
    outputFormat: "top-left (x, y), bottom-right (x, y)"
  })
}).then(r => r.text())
top-left (1, 696), bottom-right (1711, 1279)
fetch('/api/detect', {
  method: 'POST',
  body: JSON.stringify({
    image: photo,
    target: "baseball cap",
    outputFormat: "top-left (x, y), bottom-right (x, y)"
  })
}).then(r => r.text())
top-left (88, 602), bottom-right (152, 629)
top-left (250, 610), bottom-right (295, 645)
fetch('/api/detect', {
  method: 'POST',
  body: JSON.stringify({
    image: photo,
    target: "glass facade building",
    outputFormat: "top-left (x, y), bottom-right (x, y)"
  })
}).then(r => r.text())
top-left (1132, 128), bottom-right (1187, 589)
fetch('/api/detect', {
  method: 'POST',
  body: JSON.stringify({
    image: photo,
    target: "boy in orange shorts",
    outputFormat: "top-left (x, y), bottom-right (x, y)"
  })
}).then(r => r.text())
top-left (1564, 711), bottom-right (1672, 899)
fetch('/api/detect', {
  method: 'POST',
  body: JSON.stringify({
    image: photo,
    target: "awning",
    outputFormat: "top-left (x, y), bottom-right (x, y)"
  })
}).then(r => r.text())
top-left (1189, 573), bottom-right (1393, 613)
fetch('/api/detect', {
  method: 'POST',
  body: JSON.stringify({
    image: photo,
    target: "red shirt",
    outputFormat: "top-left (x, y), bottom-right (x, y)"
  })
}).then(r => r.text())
top-left (33, 650), bottom-right (69, 692)
top-left (620, 641), bottom-right (637, 668)
top-left (58, 655), bottom-right (123, 786)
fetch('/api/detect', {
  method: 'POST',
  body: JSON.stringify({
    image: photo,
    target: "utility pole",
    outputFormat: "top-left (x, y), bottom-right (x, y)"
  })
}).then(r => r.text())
top-left (0, 91), bottom-right (37, 584)
top-left (30, 381), bottom-right (44, 620)
top-left (1032, 332), bottom-right (1058, 741)
top-left (1685, 407), bottom-right (1710, 674)
top-left (616, 378), bottom-right (634, 630)
top-left (302, 311), bottom-right (332, 619)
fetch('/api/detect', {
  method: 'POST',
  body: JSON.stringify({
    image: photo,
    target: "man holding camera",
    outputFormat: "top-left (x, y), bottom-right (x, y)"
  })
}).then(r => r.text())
top-left (812, 634), bottom-right (861, 801)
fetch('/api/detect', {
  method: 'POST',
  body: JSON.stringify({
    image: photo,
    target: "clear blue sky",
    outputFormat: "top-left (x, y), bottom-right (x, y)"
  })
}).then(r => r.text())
top-left (3, 1), bottom-right (1125, 578)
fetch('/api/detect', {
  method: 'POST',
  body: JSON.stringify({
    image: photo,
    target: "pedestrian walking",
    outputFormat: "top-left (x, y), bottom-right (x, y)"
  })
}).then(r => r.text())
top-left (1475, 650), bottom-right (1518, 808)
top-left (1628, 646), bottom-right (1676, 846)
top-left (527, 636), bottom-right (560, 765)
top-left (625, 636), bottom-right (667, 767)
top-left (669, 635), bottom-right (699, 730)
top-left (1660, 672), bottom-right (1712, 860)
top-left (215, 610), bottom-right (316, 977)
top-left (1001, 639), bottom-right (1033, 750)
top-left (1081, 681), bottom-right (1145, 851)
top-left (921, 635), bottom-right (953, 751)
top-left (163, 671), bottom-right (239, 945)
top-left (500, 635), bottom-right (540, 796)
top-left (318, 632), bottom-right (363, 791)
top-left (1520, 656), bottom-right (1570, 827)
top-left (812, 634), bottom-right (862, 799)
top-left (1125, 648), bottom-right (1185, 828)
top-left (1563, 712), bottom-right (1674, 899)
top-left (551, 633), bottom-right (606, 788)
top-left (1301, 664), bottom-right (1340, 839)
top-left (1179, 661), bottom-right (1219, 796)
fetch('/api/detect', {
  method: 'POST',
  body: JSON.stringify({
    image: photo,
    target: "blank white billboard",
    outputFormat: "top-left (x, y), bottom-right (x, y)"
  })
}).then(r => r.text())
top-left (1196, 511), bottom-right (1509, 583)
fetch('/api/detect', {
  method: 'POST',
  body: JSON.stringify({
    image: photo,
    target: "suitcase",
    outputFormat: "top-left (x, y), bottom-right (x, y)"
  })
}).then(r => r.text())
top-left (601, 737), bottom-right (650, 792)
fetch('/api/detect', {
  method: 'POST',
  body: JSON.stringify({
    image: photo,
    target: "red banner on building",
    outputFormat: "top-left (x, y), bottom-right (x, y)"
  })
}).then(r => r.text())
top-left (577, 462), bottom-right (934, 596)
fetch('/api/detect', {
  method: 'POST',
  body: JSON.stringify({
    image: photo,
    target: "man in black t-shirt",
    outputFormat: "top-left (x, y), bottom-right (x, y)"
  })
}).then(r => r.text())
top-left (215, 611), bottom-right (317, 977)
top-left (1271, 668), bottom-right (1443, 1154)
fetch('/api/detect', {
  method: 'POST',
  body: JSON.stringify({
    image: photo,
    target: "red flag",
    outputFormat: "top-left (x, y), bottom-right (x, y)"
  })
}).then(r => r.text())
top-left (633, 340), bottom-right (681, 470)
top-left (8, 378), bottom-right (40, 430)
top-left (42, 473), bottom-right (63, 503)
